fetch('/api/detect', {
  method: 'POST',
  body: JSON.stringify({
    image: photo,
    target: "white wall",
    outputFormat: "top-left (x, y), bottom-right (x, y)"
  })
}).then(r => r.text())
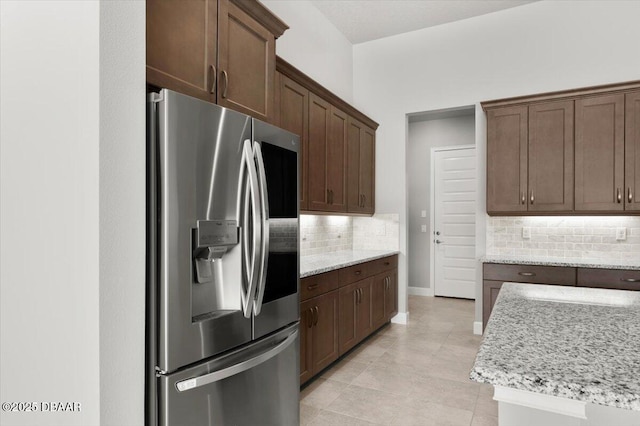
top-left (407, 114), bottom-right (475, 290)
top-left (99, 1), bottom-right (145, 425)
top-left (0, 1), bottom-right (145, 425)
top-left (1, 2), bottom-right (100, 425)
top-left (353, 0), bottom-right (640, 321)
top-left (262, 0), bottom-right (354, 102)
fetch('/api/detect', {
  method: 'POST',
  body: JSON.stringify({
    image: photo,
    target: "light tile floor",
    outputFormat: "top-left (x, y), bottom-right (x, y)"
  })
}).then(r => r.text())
top-left (300, 295), bottom-right (498, 426)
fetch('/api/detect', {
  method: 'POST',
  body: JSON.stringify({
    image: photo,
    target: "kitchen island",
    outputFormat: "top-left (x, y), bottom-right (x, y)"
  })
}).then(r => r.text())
top-left (471, 282), bottom-right (640, 426)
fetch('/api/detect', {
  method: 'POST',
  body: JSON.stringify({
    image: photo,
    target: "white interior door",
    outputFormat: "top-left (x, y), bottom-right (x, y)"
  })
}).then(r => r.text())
top-left (433, 147), bottom-right (476, 299)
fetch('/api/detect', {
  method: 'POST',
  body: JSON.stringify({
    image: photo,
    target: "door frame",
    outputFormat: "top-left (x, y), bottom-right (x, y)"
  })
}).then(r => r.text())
top-left (429, 145), bottom-right (476, 297)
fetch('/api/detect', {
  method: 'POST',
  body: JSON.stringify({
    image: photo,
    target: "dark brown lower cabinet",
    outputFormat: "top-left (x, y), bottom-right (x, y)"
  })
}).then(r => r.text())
top-left (338, 279), bottom-right (372, 355)
top-left (300, 290), bottom-right (339, 385)
top-left (372, 270), bottom-right (398, 330)
top-left (300, 255), bottom-right (398, 384)
top-left (483, 262), bottom-right (640, 331)
top-left (482, 280), bottom-right (504, 329)
top-left (577, 268), bottom-right (640, 291)
top-left (384, 270), bottom-right (398, 321)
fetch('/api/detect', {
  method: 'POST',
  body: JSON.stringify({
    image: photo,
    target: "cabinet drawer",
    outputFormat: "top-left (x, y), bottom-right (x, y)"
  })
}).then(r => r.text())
top-left (339, 261), bottom-right (373, 285)
top-left (301, 270), bottom-right (340, 302)
top-left (371, 255), bottom-right (397, 275)
top-left (577, 268), bottom-right (640, 291)
top-left (483, 263), bottom-right (576, 286)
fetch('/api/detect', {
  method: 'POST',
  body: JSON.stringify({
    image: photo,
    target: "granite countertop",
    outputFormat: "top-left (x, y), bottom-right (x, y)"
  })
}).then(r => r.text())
top-left (470, 282), bottom-right (640, 411)
top-left (300, 249), bottom-right (399, 278)
top-left (481, 255), bottom-right (640, 271)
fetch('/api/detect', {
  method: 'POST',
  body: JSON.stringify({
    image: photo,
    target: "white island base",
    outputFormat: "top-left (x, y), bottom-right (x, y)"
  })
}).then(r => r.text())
top-left (493, 386), bottom-right (640, 426)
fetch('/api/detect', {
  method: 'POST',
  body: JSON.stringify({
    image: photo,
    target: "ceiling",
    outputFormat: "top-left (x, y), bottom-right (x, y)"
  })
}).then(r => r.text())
top-left (310, 0), bottom-right (538, 44)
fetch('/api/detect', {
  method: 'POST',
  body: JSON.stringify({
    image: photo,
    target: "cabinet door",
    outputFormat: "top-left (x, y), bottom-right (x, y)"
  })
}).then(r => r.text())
top-left (218, 0), bottom-right (275, 122)
top-left (278, 73), bottom-right (309, 210)
top-left (626, 91), bottom-right (640, 211)
top-left (575, 94), bottom-right (625, 211)
top-left (486, 106), bottom-right (528, 213)
top-left (355, 279), bottom-right (373, 342)
top-left (338, 282), bottom-right (358, 354)
top-left (308, 94), bottom-right (332, 211)
top-left (299, 300), bottom-right (314, 384)
top-left (347, 118), bottom-right (363, 212)
top-left (146, 0), bottom-right (217, 102)
top-left (326, 106), bottom-right (348, 212)
top-left (312, 291), bottom-right (340, 374)
top-left (347, 118), bottom-right (376, 214)
top-left (384, 270), bottom-right (398, 322)
top-left (528, 100), bottom-right (574, 212)
top-left (482, 280), bottom-right (503, 332)
top-left (371, 273), bottom-right (386, 330)
top-left (360, 125), bottom-right (376, 214)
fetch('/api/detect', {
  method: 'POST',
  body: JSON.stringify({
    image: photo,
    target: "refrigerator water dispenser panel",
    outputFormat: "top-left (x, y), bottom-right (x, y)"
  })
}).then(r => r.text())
top-left (193, 220), bottom-right (239, 284)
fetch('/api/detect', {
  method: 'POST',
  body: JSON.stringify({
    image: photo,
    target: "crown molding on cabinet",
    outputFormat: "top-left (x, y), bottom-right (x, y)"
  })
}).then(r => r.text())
top-left (276, 56), bottom-right (379, 130)
top-left (231, 0), bottom-right (289, 38)
top-left (481, 80), bottom-right (640, 111)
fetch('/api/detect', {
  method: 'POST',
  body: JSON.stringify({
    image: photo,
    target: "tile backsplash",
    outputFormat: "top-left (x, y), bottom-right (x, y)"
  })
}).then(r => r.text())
top-left (300, 213), bottom-right (399, 256)
top-left (487, 216), bottom-right (640, 262)
top-left (300, 215), bottom-right (352, 256)
top-left (353, 214), bottom-right (400, 251)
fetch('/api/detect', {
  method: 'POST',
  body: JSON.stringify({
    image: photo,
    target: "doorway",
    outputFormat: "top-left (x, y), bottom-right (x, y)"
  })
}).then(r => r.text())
top-left (431, 146), bottom-right (476, 299)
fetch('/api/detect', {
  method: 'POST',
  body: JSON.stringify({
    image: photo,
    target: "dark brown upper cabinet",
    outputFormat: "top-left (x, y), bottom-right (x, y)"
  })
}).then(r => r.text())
top-left (487, 102), bottom-right (574, 214)
top-left (486, 105), bottom-right (528, 213)
top-left (347, 117), bottom-right (375, 214)
top-left (146, 0), bottom-right (217, 101)
top-left (626, 91), bottom-right (640, 211)
top-left (146, 0), bottom-right (287, 123)
top-left (575, 94), bottom-right (625, 212)
top-left (327, 107), bottom-right (349, 211)
top-left (528, 100), bottom-right (574, 212)
top-left (307, 94), bottom-right (333, 211)
top-left (307, 94), bottom-right (348, 213)
top-left (276, 72), bottom-right (309, 210)
top-left (484, 80), bottom-right (640, 215)
top-left (276, 57), bottom-right (379, 216)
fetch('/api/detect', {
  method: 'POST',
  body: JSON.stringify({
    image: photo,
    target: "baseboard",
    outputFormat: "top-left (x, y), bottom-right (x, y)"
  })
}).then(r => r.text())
top-left (408, 286), bottom-right (432, 296)
top-left (391, 312), bottom-right (408, 324)
top-left (473, 321), bottom-right (483, 335)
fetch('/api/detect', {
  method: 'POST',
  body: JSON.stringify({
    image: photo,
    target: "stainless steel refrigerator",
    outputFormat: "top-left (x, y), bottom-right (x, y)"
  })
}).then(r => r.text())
top-left (146, 89), bottom-right (300, 426)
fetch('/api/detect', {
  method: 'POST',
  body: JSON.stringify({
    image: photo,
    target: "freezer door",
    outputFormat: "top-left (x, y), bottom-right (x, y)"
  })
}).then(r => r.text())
top-left (158, 323), bottom-right (300, 426)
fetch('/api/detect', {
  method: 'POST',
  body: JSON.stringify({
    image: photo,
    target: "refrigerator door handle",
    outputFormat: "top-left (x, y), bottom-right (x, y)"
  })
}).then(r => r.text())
top-left (240, 139), bottom-right (262, 318)
top-left (175, 328), bottom-right (298, 392)
top-left (252, 141), bottom-right (270, 315)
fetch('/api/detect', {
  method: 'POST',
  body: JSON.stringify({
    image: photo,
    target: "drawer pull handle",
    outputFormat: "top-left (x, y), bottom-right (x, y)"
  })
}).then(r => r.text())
top-left (307, 283), bottom-right (319, 290)
top-left (518, 272), bottom-right (536, 277)
top-left (621, 278), bottom-right (640, 283)
top-left (355, 270), bottom-right (362, 275)
top-left (384, 262), bottom-right (390, 266)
